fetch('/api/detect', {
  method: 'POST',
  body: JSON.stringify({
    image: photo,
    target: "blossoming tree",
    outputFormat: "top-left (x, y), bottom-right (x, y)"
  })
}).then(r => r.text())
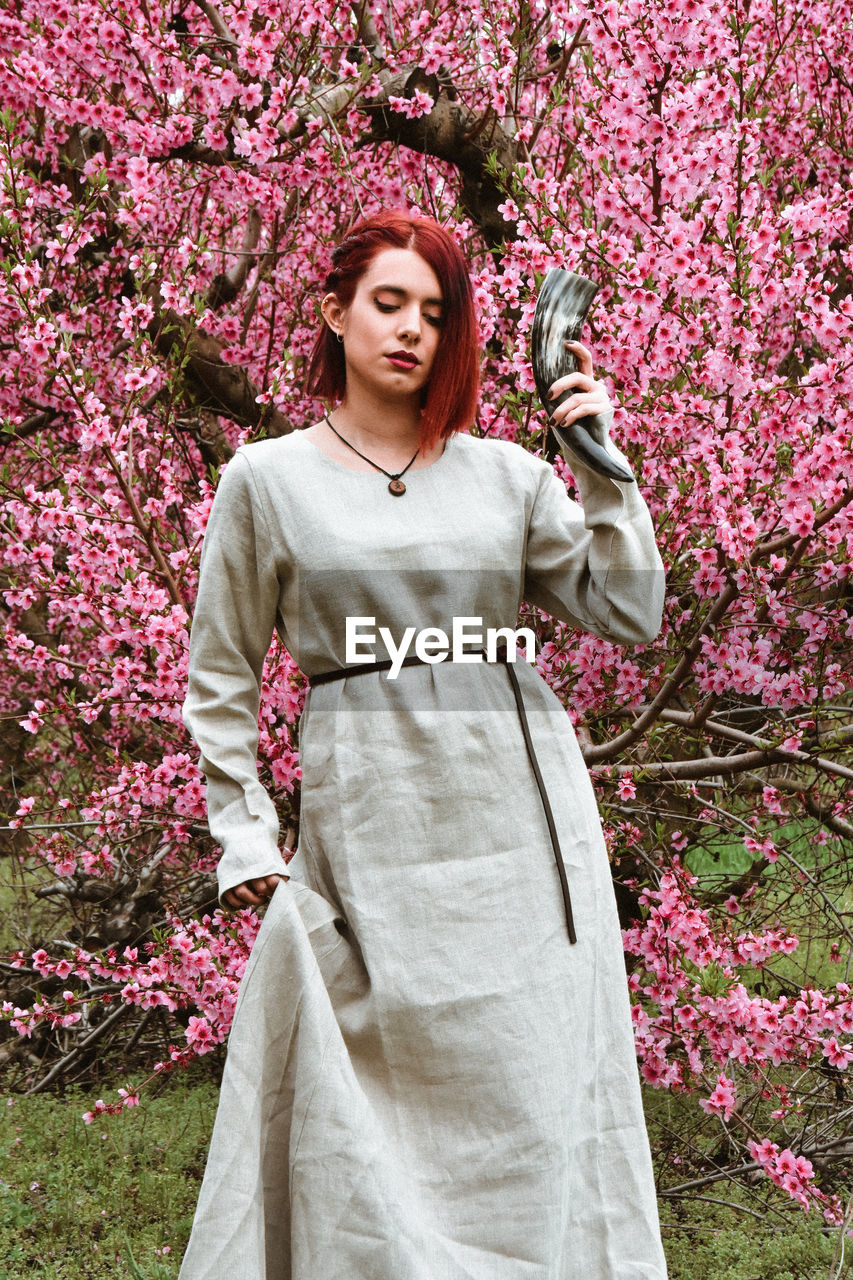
top-left (1, 0), bottom-right (851, 1227)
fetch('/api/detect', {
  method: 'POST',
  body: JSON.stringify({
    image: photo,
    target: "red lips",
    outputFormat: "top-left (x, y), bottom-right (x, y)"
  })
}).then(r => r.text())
top-left (386, 351), bottom-right (420, 368)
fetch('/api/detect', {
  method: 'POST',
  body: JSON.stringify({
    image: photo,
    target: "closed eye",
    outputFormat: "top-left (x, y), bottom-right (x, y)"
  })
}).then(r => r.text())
top-left (374, 300), bottom-right (443, 327)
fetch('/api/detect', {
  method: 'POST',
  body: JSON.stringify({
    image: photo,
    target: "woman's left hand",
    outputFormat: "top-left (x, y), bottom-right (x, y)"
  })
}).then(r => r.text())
top-left (547, 340), bottom-right (613, 432)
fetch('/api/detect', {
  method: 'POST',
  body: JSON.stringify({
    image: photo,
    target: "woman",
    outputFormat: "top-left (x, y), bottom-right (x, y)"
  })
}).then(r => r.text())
top-left (178, 211), bottom-right (668, 1279)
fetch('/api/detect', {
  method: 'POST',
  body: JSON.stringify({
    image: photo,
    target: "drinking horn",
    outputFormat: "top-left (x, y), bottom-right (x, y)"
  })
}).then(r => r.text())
top-left (531, 268), bottom-right (635, 483)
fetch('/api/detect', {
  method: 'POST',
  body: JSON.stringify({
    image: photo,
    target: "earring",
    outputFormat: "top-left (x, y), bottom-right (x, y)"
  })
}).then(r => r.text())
top-left (336, 332), bottom-right (344, 344)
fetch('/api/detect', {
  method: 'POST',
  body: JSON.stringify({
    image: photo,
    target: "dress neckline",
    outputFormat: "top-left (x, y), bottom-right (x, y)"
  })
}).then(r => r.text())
top-left (298, 430), bottom-right (456, 477)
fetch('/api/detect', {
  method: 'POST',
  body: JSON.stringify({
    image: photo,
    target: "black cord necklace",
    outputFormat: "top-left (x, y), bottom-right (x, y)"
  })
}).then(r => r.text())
top-left (323, 413), bottom-right (420, 496)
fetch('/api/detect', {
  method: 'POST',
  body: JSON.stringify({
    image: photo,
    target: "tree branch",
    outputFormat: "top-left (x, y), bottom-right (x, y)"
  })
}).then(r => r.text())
top-left (660, 709), bottom-right (853, 760)
top-left (206, 206), bottom-right (262, 309)
top-left (143, 297), bottom-right (295, 439)
top-left (25, 1003), bottom-right (131, 1095)
top-left (584, 581), bottom-right (739, 764)
top-left (600, 748), bottom-right (853, 784)
top-left (361, 71), bottom-right (520, 248)
top-left (192, 0), bottom-right (238, 52)
top-left (350, 0), bottom-right (385, 63)
top-left (660, 1133), bottom-right (853, 1197)
top-left (163, 67), bottom-right (520, 250)
top-left (745, 772), bottom-right (853, 842)
top-left (586, 486), bottom-right (853, 765)
top-left (1, 407), bottom-right (59, 443)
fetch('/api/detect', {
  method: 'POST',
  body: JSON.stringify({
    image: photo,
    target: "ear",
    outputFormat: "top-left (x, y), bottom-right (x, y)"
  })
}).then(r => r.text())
top-left (321, 292), bottom-right (346, 340)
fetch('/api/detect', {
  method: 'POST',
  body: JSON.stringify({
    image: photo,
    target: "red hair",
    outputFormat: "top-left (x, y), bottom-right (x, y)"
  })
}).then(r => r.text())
top-left (306, 211), bottom-right (480, 450)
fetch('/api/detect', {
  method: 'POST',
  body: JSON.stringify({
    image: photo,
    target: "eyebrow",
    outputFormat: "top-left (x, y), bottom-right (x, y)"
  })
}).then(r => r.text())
top-left (373, 284), bottom-right (444, 308)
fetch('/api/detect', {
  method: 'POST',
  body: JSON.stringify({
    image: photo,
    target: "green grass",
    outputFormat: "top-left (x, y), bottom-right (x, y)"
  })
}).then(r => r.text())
top-left (662, 1200), bottom-right (841, 1280)
top-left (0, 1067), bottom-right (219, 1279)
top-left (0, 1067), bottom-right (849, 1279)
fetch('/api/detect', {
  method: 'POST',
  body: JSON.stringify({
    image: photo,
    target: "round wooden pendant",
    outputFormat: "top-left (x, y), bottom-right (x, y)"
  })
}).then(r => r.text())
top-left (388, 478), bottom-right (406, 496)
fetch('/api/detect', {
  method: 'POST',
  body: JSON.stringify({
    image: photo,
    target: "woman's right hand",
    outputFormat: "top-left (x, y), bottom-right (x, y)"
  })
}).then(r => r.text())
top-left (223, 874), bottom-right (287, 910)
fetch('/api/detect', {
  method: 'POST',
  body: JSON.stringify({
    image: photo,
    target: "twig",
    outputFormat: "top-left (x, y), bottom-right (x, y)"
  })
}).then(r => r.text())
top-left (0, 820), bottom-right (164, 832)
top-left (102, 446), bottom-right (185, 610)
top-left (584, 582), bottom-right (739, 764)
top-left (525, 21), bottom-right (587, 155)
top-left (123, 1008), bottom-right (155, 1056)
top-left (829, 1188), bottom-right (853, 1279)
top-left (25, 1004), bottom-right (131, 1095)
top-left (622, 710), bottom-right (853, 784)
top-left (745, 773), bottom-right (853, 843)
top-left (659, 1190), bottom-right (771, 1220)
top-left (660, 709), bottom-right (853, 757)
top-left (774, 846), bottom-right (853, 950)
top-left (663, 1135), bottom-right (853, 1196)
top-left (206, 207), bottom-right (262, 310)
top-left (193, 0), bottom-right (238, 50)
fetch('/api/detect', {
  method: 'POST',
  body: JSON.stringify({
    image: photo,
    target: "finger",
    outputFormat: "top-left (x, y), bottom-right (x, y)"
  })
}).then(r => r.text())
top-left (551, 388), bottom-right (607, 411)
top-left (550, 390), bottom-right (609, 417)
top-left (254, 875), bottom-right (286, 898)
top-left (552, 397), bottom-right (608, 426)
top-left (565, 340), bottom-right (594, 377)
top-left (249, 877), bottom-right (276, 896)
top-left (228, 884), bottom-right (266, 908)
top-left (547, 371), bottom-right (597, 399)
top-left (224, 890), bottom-right (256, 910)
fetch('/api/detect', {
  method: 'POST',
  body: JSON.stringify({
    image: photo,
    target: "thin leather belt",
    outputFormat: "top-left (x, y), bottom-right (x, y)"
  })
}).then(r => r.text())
top-left (310, 647), bottom-right (577, 945)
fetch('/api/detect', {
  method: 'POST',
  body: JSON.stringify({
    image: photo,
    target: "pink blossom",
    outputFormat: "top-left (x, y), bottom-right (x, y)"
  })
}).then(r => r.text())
top-left (0, 0), bottom-right (851, 1218)
top-left (700, 1073), bottom-right (737, 1120)
top-left (617, 773), bottom-right (637, 801)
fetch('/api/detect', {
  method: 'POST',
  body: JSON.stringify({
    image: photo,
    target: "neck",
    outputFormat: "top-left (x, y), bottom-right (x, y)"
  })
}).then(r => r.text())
top-left (334, 382), bottom-right (423, 453)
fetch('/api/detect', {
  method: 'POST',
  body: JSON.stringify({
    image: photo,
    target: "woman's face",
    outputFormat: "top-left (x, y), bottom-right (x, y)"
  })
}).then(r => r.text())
top-left (324, 247), bottom-right (444, 405)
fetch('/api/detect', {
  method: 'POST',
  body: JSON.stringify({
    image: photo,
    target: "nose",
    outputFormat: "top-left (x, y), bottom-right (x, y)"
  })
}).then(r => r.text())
top-left (397, 304), bottom-right (422, 343)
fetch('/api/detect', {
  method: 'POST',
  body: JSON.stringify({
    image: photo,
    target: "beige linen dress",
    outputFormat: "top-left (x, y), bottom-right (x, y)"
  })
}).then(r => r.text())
top-left (178, 423), bottom-right (669, 1280)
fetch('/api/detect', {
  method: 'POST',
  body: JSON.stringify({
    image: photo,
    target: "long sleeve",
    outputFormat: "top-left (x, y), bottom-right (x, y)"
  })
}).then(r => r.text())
top-left (182, 449), bottom-right (289, 905)
top-left (523, 416), bottom-right (665, 645)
